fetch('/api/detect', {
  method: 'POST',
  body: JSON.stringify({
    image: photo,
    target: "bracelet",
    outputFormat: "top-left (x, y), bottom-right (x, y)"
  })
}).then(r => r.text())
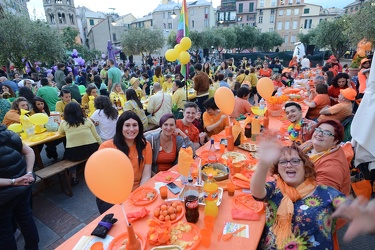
top-left (11, 178), bottom-right (15, 186)
top-left (27, 172), bottom-right (33, 174)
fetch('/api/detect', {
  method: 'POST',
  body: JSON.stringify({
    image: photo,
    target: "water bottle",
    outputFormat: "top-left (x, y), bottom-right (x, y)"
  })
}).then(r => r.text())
top-left (276, 87), bottom-right (283, 97)
top-left (184, 178), bottom-right (199, 223)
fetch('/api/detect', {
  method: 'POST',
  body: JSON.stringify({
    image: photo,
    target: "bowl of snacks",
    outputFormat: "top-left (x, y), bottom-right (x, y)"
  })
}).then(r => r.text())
top-left (201, 163), bottom-right (229, 182)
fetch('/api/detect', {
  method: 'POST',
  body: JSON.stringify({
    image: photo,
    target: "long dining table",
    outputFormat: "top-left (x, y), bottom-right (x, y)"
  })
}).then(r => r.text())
top-left (57, 101), bottom-right (309, 250)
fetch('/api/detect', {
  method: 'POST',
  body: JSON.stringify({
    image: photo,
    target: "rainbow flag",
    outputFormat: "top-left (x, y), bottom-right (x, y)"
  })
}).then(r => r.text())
top-left (176, 0), bottom-right (189, 79)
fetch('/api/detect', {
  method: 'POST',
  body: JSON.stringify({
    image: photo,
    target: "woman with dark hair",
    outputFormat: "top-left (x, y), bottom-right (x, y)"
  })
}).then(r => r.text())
top-left (2, 97), bottom-right (29, 127)
top-left (1, 84), bottom-right (16, 100)
top-left (324, 70), bottom-right (334, 86)
top-left (97, 110), bottom-right (152, 213)
top-left (31, 96), bottom-right (50, 116)
top-left (93, 75), bottom-right (108, 96)
top-left (304, 83), bottom-right (331, 120)
top-left (251, 142), bottom-right (347, 249)
top-left (203, 62), bottom-right (213, 79)
top-left (81, 84), bottom-right (98, 108)
top-left (90, 95), bottom-right (118, 142)
top-left (18, 87), bottom-right (35, 107)
top-left (153, 65), bottom-right (165, 84)
top-left (328, 73), bottom-right (356, 105)
top-left (76, 70), bottom-right (87, 86)
top-left (172, 80), bottom-right (186, 109)
top-left (58, 102), bottom-right (102, 185)
top-left (145, 113), bottom-right (194, 174)
top-left (124, 89), bottom-right (147, 129)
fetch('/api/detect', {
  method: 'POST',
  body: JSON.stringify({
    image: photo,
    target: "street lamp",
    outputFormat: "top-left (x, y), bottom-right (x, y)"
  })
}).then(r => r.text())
top-left (219, 18), bottom-right (224, 24)
top-left (171, 6), bottom-right (181, 19)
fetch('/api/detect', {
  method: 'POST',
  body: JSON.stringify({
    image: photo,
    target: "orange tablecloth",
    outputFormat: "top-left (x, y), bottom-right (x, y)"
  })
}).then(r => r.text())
top-left (56, 104), bottom-right (309, 250)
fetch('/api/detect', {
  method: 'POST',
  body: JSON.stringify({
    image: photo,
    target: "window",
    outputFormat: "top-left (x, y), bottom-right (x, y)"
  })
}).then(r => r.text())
top-left (304, 8), bottom-right (310, 14)
top-left (192, 20), bottom-right (195, 28)
top-left (46, 0), bottom-right (51, 3)
top-left (238, 16), bottom-right (243, 22)
top-left (204, 19), bottom-right (208, 27)
top-left (163, 23), bottom-right (166, 29)
top-left (288, 0), bottom-right (293, 4)
top-left (355, 6), bottom-right (359, 10)
top-left (279, 10), bottom-right (284, 16)
top-left (277, 21), bottom-right (282, 30)
top-left (163, 12), bottom-right (166, 18)
top-left (168, 12), bottom-right (171, 18)
top-left (168, 23), bottom-right (172, 29)
top-left (205, 7), bottom-right (208, 14)
top-left (270, 15), bottom-right (274, 23)
top-left (285, 21), bottom-right (290, 29)
top-left (259, 0), bottom-right (264, 7)
top-left (291, 35), bottom-right (296, 43)
top-left (239, 3), bottom-right (243, 13)
top-left (258, 16), bottom-right (263, 23)
top-left (249, 2), bottom-right (254, 12)
top-left (286, 9), bottom-right (291, 15)
top-left (304, 19), bottom-right (312, 29)
top-left (113, 33), bottom-right (117, 42)
top-left (284, 35), bottom-right (289, 44)
top-left (271, 9), bottom-right (275, 14)
top-left (296, 0), bottom-right (301, 3)
top-left (247, 15), bottom-right (251, 21)
top-left (66, 0), bottom-right (71, 4)
top-left (150, 20), bottom-right (153, 26)
top-left (292, 20), bottom-right (298, 29)
top-left (89, 19), bottom-right (94, 25)
top-left (49, 13), bottom-right (55, 24)
top-left (271, 0), bottom-right (276, 7)
top-left (259, 10), bottom-right (263, 15)
top-left (69, 13), bottom-right (74, 24)
top-left (55, 0), bottom-right (62, 3)
top-left (269, 28), bottom-right (274, 32)
top-left (294, 9), bottom-right (299, 15)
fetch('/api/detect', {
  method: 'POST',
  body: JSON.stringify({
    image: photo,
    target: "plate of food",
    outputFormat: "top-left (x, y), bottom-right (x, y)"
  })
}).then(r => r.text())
top-left (221, 152), bottom-right (247, 164)
top-left (153, 201), bottom-right (184, 224)
top-left (237, 143), bottom-right (258, 152)
top-left (128, 187), bottom-right (158, 205)
top-left (108, 231), bottom-right (146, 250)
top-left (232, 193), bottom-right (264, 214)
top-left (201, 163), bottom-right (229, 181)
top-left (170, 221), bottom-right (200, 250)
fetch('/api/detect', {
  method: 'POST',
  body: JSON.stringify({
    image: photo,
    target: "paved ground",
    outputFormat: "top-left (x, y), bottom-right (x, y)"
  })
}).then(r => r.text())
top-left (15, 144), bottom-right (375, 249)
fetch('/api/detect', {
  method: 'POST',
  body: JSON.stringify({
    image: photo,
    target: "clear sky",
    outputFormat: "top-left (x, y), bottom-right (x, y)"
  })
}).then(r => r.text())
top-left (27, 0), bottom-right (353, 20)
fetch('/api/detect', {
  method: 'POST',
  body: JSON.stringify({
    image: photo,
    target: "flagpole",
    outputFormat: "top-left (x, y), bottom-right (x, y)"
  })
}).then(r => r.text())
top-left (182, 0), bottom-right (188, 101)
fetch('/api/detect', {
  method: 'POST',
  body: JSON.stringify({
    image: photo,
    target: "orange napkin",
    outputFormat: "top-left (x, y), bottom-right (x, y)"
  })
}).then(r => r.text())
top-left (232, 121), bottom-right (244, 144)
top-left (232, 173), bottom-right (251, 189)
top-left (231, 208), bottom-right (260, 221)
top-left (217, 179), bottom-right (242, 191)
top-left (154, 171), bottom-right (180, 183)
top-left (127, 207), bottom-right (150, 223)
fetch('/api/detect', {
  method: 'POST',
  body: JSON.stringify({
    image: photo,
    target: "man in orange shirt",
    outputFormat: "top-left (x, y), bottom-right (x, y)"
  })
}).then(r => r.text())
top-left (258, 62), bottom-right (273, 78)
top-left (318, 88), bottom-right (356, 122)
top-left (176, 102), bottom-right (206, 149)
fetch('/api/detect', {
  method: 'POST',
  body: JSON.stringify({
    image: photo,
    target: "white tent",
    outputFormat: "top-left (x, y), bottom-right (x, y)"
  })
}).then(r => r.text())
top-left (351, 55), bottom-right (375, 170)
top-left (293, 42), bottom-right (306, 61)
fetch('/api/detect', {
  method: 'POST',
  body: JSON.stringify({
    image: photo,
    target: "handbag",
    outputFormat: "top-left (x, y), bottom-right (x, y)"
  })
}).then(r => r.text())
top-left (351, 171), bottom-right (372, 200)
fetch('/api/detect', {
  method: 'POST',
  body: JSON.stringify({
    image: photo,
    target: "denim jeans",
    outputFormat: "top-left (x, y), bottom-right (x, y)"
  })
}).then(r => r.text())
top-left (0, 187), bottom-right (39, 250)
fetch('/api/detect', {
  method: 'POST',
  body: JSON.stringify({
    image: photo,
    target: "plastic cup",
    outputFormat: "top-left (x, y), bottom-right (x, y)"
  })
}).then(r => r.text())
top-left (227, 182), bottom-right (236, 196)
top-left (233, 165), bottom-right (242, 174)
top-left (200, 228), bottom-right (212, 248)
top-left (204, 215), bottom-right (215, 231)
top-left (159, 186), bottom-right (168, 199)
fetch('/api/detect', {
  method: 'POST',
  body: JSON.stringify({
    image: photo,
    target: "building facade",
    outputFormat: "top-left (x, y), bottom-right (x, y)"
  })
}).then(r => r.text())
top-left (0, 0), bottom-right (29, 17)
top-left (131, 14), bottom-right (153, 29)
top-left (217, 0), bottom-right (237, 27)
top-left (344, 0), bottom-right (367, 14)
top-left (43, 0), bottom-right (78, 31)
top-left (236, 0), bottom-right (257, 27)
top-left (76, 6), bottom-right (106, 47)
top-left (256, 0), bottom-right (278, 33)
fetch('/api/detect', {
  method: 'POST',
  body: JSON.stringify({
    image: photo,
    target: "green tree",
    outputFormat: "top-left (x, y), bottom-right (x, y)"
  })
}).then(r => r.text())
top-left (234, 25), bottom-right (260, 51)
top-left (61, 26), bottom-right (80, 50)
top-left (256, 32), bottom-right (283, 52)
top-left (217, 26), bottom-right (237, 50)
top-left (120, 28), bottom-right (165, 58)
top-left (297, 29), bottom-right (317, 46)
top-left (312, 17), bottom-right (350, 58)
top-left (166, 30), bottom-right (177, 48)
top-left (0, 13), bottom-right (65, 72)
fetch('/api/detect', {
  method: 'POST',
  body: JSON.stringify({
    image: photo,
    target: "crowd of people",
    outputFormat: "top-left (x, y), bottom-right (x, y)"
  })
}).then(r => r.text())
top-left (0, 51), bottom-right (374, 249)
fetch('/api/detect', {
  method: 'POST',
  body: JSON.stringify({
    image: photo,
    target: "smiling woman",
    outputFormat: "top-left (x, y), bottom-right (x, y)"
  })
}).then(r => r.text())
top-left (251, 142), bottom-right (348, 249)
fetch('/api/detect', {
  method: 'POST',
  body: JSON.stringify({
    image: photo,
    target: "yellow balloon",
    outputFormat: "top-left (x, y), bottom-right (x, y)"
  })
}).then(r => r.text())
top-left (29, 113), bottom-right (49, 125)
top-left (180, 37), bottom-right (192, 51)
top-left (174, 44), bottom-right (183, 53)
top-left (8, 123), bottom-right (23, 133)
top-left (179, 51), bottom-right (190, 64)
top-left (165, 49), bottom-right (179, 62)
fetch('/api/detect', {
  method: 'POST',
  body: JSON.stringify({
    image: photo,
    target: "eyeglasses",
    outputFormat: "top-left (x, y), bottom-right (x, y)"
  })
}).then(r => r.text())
top-left (314, 127), bottom-right (334, 137)
top-left (278, 158), bottom-right (302, 167)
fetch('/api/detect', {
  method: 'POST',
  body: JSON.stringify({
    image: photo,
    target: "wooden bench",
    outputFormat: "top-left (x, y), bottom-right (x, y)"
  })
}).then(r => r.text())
top-left (34, 159), bottom-right (86, 196)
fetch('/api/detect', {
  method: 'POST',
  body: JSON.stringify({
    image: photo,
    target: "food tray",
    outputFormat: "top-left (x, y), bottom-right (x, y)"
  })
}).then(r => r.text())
top-left (237, 143), bottom-right (258, 152)
top-left (166, 186), bottom-right (223, 207)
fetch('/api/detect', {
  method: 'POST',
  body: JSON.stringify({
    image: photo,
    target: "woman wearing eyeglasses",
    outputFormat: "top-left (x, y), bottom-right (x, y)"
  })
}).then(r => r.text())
top-left (251, 142), bottom-right (347, 249)
top-left (300, 119), bottom-right (351, 196)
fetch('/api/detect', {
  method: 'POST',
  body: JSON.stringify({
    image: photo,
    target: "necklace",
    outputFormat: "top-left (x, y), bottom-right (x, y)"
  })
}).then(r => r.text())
top-left (287, 120), bottom-right (302, 141)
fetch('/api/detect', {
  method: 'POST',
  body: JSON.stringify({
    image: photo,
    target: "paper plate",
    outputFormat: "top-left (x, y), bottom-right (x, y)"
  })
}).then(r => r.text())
top-left (128, 186), bottom-right (158, 206)
top-left (221, 152), bottom-right (247, 164)
top-left (153, 201), bottom-right (185, 224)
top-left (232, 193), bottom-right (264, 214)
top-left (108, 231), bottom-right (146, 250)
top-left (170, 222), bottom-right (201, 250)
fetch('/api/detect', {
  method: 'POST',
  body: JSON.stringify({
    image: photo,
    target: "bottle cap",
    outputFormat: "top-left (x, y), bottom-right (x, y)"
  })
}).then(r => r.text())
top-left (188, 177), bottom-right (193, 183)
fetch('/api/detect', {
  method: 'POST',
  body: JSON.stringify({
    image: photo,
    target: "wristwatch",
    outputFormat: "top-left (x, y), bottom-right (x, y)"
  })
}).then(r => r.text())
top-left (11, 178), bottom-right (15, 186)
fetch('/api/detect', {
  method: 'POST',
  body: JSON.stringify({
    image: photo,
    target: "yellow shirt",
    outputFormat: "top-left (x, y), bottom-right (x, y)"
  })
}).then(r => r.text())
top-left (55, 99), bottom-right (78, 116)
top-left (172, 88), bottom-right (186, 109)
top-left (162, 81), bottom-right (173, 92)
top-left (153, 75), bottom-right (165, 84)
top-left (109, 92), bottom-right (126, 106)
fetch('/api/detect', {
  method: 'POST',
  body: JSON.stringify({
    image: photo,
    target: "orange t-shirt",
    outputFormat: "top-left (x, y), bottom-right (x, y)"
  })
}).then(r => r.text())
top-left (307, 94), bottom-right (331, 119)
top-left (176, 119), bottom-right (199, 143)
top-left (358, 69), bottom-right (367, 94)
top-left (230, 97), bottom-right (252, 118)
top-left (157, 136), bottom-right (177, 172)
top-left (203, 111), bottom-right (229, 137)
top-left (258, 68), bottom-right (273, 78)
top-left (318, 102), bottom-right (352, 122)
top-left (99, 139), bottom-right (152, 190)
top-left (273, 80), bottom-right (284, 88)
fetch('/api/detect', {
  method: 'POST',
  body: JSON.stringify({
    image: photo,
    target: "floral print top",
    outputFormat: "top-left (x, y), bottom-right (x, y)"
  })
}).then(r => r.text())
top-left (256, 182), bottom-right (347, 250)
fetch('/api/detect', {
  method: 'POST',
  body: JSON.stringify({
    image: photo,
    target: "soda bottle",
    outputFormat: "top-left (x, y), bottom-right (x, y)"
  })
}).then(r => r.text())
top-left (251, 116), bottom-right (260, 140)
top-left (184, 177), bottom-right (199, 223)
top-left (204, 174), bottom-right (219, 218)
top-left (207, 139), bottom-right (218, 163)
top-left (263, 110), bottom-right (269, 129)
top-left (226, 126), bottom-right (234, 151)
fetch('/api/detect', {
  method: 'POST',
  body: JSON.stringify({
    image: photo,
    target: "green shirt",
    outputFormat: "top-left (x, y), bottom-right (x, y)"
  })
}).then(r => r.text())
top-left (37, 86), bottom-right (59, 111)
top-left (107, 66), bottom-right (122, 91)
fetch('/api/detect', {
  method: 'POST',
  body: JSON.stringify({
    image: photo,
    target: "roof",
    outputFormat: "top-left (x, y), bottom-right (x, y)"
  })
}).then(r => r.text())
top-left (153, 0), bottom-right (211, 12)
top-left (344, 1), bottom-right (362, 8)
top-left (85, 11), bottom-right (106, 19)
top-left (132, 14), bottom-right (153, 23)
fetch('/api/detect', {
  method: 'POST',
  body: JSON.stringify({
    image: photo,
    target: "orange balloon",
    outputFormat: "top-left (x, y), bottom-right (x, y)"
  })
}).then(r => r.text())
top-left (257, 78), bottom-right (274, 101)
top-left (214, 87), bottom-right (235, 115)
top-left (85, 148), bottom-right (134, 204)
